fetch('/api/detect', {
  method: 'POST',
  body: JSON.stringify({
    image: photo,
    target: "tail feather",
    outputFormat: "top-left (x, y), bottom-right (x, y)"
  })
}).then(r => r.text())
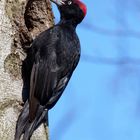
top-left (15, 101), bottom-right (29, 140)
top-left (15, 101), bottom-right (48, 140)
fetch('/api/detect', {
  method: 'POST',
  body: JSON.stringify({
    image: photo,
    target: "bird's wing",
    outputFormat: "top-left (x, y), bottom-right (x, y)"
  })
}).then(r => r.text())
top-left (29, 57), bottom-right (58, 121)
top-left (29, 52), bottom-right (80, 121)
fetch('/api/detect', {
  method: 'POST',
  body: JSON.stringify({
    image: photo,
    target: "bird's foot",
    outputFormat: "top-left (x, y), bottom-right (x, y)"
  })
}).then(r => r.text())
top-left (18, 101), bottom-right (25, 107)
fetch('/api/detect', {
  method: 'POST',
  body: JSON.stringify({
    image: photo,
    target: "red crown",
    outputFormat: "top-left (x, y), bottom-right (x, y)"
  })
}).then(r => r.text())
top-left (74, 0), bottom-right (87, 16)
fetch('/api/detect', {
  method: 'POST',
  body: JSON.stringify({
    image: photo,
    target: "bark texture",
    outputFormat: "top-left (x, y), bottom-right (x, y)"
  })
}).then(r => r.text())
top-left (0, 0), bottom-right (54, 139)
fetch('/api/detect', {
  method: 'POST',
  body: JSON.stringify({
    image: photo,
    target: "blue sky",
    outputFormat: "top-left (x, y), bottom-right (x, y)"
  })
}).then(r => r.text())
top-left (49, 1), bottom-right (140, 140)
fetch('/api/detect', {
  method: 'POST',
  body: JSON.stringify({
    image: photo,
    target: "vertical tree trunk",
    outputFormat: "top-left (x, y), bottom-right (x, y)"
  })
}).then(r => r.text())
top-left (0, 0), bottom-right (54, 139)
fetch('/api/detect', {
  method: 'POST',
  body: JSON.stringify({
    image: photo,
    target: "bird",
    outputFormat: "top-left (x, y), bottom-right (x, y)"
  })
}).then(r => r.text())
top-left (15, 0), bottom-right (87, 139)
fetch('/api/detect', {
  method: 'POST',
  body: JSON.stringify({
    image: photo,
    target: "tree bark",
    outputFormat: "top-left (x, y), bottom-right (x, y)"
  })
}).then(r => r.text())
top-left (0, 0), bottom-right (54, 139)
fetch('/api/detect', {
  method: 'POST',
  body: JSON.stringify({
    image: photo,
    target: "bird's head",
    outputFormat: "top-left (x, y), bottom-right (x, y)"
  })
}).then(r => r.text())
top-left (51, 0), bottom-right (87, 25)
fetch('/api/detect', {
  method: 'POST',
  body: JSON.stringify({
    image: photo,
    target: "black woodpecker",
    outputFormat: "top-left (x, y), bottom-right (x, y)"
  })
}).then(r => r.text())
top-left (15, 0), bottom-right (87, 139)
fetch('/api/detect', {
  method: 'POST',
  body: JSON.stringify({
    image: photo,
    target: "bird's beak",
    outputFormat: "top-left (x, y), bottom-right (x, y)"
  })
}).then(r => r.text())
top-left (50, 0), bottom-right (66, 6)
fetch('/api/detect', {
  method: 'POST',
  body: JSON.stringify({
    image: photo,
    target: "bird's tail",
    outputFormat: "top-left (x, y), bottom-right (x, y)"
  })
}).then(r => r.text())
top-left (14, 101), bottom-right (48, 140)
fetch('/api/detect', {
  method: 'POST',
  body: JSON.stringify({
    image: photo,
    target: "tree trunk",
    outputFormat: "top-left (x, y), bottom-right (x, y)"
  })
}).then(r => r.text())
top-left (0, 0), bottom-right (54, 139)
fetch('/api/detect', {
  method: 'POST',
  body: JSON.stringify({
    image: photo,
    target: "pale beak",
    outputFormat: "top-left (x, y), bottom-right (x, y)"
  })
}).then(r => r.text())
top-left (50, 0), bottom-right (66, 6)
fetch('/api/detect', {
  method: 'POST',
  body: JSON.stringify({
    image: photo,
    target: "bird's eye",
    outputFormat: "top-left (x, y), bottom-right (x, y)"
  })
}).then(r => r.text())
top-left (68, 1), bottom-right (72, 5)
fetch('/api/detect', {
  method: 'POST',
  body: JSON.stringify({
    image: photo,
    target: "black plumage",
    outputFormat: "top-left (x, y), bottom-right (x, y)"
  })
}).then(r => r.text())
top-left (15, 0), bottom-right (87, 139)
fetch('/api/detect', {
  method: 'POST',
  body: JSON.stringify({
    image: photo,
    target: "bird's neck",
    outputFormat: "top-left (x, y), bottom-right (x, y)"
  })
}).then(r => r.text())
top-left (58, 18), bottom-right (77, 30)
